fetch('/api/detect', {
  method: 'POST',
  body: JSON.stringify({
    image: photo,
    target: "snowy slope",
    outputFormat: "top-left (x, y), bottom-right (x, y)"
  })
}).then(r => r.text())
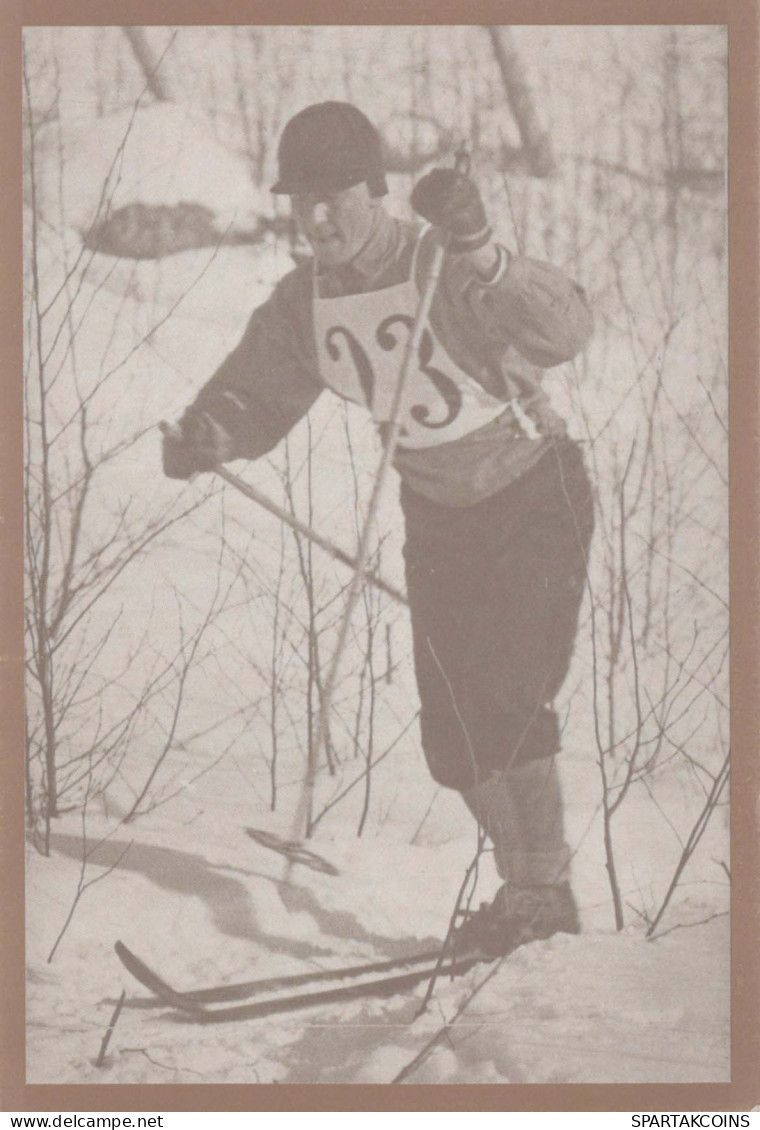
top-left (25, 738), bottom-right (730, 1085)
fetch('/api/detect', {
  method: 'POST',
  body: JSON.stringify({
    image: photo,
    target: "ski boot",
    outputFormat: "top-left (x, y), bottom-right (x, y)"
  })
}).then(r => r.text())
top-left (453, 881), bottom-right (580, 958)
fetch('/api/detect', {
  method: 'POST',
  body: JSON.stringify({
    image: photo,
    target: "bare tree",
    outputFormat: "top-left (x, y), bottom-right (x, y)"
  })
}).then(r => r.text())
top-left (23, 36), bottom-right (232, 844)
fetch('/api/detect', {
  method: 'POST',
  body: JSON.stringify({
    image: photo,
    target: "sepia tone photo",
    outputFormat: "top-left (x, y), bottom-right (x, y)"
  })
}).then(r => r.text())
top-left (20, 23), bottom-right (732, 1089)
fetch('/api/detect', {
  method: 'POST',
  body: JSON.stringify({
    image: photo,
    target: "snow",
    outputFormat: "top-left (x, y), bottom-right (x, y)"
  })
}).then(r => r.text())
top-left (23, 26), bottom-right (729, 1089)
top-left (25, 741), bottom-right (730, 1085)
top-left (33, 102), bottom-right (268, 237)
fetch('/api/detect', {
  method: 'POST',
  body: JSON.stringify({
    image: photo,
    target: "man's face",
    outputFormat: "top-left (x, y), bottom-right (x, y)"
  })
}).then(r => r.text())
top-left (290, 182), bottom-right (379, 268)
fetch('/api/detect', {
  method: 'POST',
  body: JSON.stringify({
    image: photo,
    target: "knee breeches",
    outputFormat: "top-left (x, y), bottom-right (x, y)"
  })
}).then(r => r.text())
top-left (401, 440), bottom-right (594, 791)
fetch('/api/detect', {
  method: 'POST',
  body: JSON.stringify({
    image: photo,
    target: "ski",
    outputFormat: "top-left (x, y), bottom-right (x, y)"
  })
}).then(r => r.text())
top-left (116, 940), bottom-right (449, 1006)
top-left (115, 940), bottom-right (485, 1024)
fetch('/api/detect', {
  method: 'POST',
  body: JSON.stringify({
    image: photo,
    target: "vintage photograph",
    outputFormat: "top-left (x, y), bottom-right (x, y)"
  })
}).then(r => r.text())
top-left (22, 24), bottom-right (729, 1086)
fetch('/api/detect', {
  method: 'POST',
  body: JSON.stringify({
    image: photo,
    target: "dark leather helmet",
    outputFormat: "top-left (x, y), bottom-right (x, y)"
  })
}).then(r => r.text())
top-left (272, 101), bottom-right (388, 198)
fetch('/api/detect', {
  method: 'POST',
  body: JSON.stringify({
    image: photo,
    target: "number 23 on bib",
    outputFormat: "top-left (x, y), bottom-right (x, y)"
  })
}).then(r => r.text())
top-left (313, 230), bottom-right (506, 450)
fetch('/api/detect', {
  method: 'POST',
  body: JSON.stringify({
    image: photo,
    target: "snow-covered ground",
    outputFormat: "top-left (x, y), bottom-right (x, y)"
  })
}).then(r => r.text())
top-left (23, 25), bottom-right (730, 1088)
top-left (26, 742), bottom-right (729, 1085)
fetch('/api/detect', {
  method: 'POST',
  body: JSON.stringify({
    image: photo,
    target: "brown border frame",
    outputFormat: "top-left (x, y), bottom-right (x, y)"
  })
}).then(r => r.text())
top-left (3, 1), bottom-right (758, 1113)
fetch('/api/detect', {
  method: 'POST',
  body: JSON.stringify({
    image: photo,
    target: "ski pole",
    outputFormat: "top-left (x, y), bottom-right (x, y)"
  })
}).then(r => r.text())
top-left (159, 423), bottom-right (407, 606)
top-left (289, 214), bottom-right (452, 850)
top-left (216, 466), bottom-right (408, 606)
top-left (288, 148), bottom-right (472, 851)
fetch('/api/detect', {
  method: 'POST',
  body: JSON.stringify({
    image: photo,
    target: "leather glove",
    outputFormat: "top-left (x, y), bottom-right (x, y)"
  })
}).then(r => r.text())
top-left (161, 409), bottom-right (233, 480)
top-left (411, 168), bottom-right (492, 253)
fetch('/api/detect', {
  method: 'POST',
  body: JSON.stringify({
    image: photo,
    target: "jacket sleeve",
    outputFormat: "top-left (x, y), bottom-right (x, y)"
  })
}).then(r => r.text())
top-left (446, 247), bottom-right (594, 369)
top-left (435, 245), bottom-right (596, 372)
top-left (192, 266), bottom-right (324, 461)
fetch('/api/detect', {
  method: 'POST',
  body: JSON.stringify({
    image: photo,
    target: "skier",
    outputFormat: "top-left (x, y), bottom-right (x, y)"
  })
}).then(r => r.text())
top-left (162, 101), bottom-right (595, 956)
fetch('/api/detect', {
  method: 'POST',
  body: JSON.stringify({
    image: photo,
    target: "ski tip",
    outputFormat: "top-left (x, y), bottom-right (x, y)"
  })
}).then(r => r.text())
top-left (114, 940), bottom-right (154, 982)
top-left (114, 939), bottom-right (140, 971)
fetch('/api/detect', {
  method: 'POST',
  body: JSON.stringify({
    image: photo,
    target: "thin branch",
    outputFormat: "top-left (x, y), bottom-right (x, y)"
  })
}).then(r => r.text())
top-left (646, 751), bottom-right (730, 936)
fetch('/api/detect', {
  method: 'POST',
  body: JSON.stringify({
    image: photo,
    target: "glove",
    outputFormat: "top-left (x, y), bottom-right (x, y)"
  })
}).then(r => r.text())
top-left (161, 408), bottom-right (233, 480)
top-left (411, 168), bottom-right (492, 253)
